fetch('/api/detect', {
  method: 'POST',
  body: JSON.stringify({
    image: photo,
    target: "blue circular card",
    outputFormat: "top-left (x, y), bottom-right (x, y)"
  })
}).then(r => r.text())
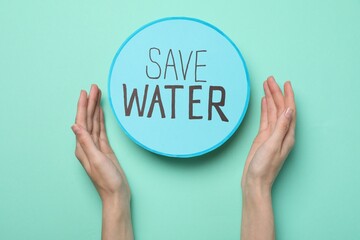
top-left (108, 17), bottom-right (249, 158)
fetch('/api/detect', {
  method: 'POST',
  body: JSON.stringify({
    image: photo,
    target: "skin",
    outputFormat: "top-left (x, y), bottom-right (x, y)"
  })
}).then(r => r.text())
top-left (241, 76), bottom-right (296, 240)
top-left (71, 85), bottom-right (134, 240)
top-left (71, 76), bottom-right (295, 240)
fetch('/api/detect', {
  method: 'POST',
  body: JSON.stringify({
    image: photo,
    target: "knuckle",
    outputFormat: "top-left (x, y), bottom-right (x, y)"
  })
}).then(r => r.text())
top-left (289, 137), bottom-right (296, 148)
top-left (77, 135), bottom-right (85, 144)
top-left (77, 132), bottom-right (87, 144)
top-left (279, 120), bottom-right (290, 133)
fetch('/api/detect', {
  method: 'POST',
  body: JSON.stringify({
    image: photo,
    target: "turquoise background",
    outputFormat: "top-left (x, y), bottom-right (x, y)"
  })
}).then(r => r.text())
top-left (0, 0), bottom-right (359, 239)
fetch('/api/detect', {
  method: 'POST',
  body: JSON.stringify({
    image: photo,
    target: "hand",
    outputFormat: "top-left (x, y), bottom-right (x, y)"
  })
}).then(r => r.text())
top-left (71, 84), bottom-right (130, 204)
top-left (241, 76), bottom-right (296, 190)
top-left (72, 85), bottom-right (133, 240)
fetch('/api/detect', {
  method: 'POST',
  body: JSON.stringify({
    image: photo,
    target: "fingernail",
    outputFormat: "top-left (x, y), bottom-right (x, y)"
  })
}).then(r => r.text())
top-left (285, 108), bottom-right (293, 119)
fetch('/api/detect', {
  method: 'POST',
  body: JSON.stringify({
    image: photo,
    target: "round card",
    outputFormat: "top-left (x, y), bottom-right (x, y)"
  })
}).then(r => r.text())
top-left (108, 17), bottom-right (250, 158)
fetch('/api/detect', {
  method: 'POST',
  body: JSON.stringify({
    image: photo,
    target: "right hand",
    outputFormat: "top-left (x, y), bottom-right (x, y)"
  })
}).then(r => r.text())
top-left (241, 76), bottom-right (296, 190)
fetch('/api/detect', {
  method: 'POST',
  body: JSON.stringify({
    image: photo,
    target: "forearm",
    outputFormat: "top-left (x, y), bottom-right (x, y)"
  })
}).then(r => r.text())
top-left (241, 181), bottom-right (274, 240)
top-left (102, 197), bottom-right (134, 240)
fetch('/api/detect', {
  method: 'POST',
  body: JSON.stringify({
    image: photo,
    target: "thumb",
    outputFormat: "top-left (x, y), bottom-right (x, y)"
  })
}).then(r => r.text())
top-left (269, 108), bottom-right (293, 145)
top-left (71, 124), bottom-right (100, 159)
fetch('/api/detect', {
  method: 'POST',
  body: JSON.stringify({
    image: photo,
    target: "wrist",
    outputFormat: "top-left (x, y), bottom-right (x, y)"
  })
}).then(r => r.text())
top-left (242, 176), bottom-right (272, 201)
top-left (102, 193), bottom-right (130, 210)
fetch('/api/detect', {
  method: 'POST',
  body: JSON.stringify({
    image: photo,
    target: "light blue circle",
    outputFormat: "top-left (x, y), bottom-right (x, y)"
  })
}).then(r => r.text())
top-left (108, 17), bottom-right (250, 158)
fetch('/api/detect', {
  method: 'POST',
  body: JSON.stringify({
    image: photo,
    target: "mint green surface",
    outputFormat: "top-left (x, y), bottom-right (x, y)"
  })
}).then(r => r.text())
top-left (0, 1), bottom-right (359, 239)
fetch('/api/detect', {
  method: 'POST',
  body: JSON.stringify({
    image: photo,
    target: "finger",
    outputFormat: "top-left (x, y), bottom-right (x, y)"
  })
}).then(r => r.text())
top-left (75, 90), bottom-right (88, 129)
top-left (92, 89), bottom-right (102, 145)
top-left (99, 107), bottom-right (122, 170)
top-left (268, 76), bottom-right (285, 115)
top-left (87, 84), bottom-right (99, 133)
top-left (74, 91), bottom-right (91, 171)
top-left (264, 79), bottom-right (277, 129)
top-left (281, 131), bottom-right (295, 158)
top-left (99, 107), bottom-right (109, 143)
top-left (282, 81), bottom-right (296, 154)
top-left (281, 121), bottom-right (295, 158)
top-left (284, 81), bottom-right (296, 137)
top-left (284, 81), bottom-right (296, 112)
top-left (99, 107), bottom-right (113, 154)
top-left (72, 124), bottom-right (101, 160)
top-left (269, 107), bottom-right (293, 146)
top-left (259, 97), bottom-right (268, 131)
